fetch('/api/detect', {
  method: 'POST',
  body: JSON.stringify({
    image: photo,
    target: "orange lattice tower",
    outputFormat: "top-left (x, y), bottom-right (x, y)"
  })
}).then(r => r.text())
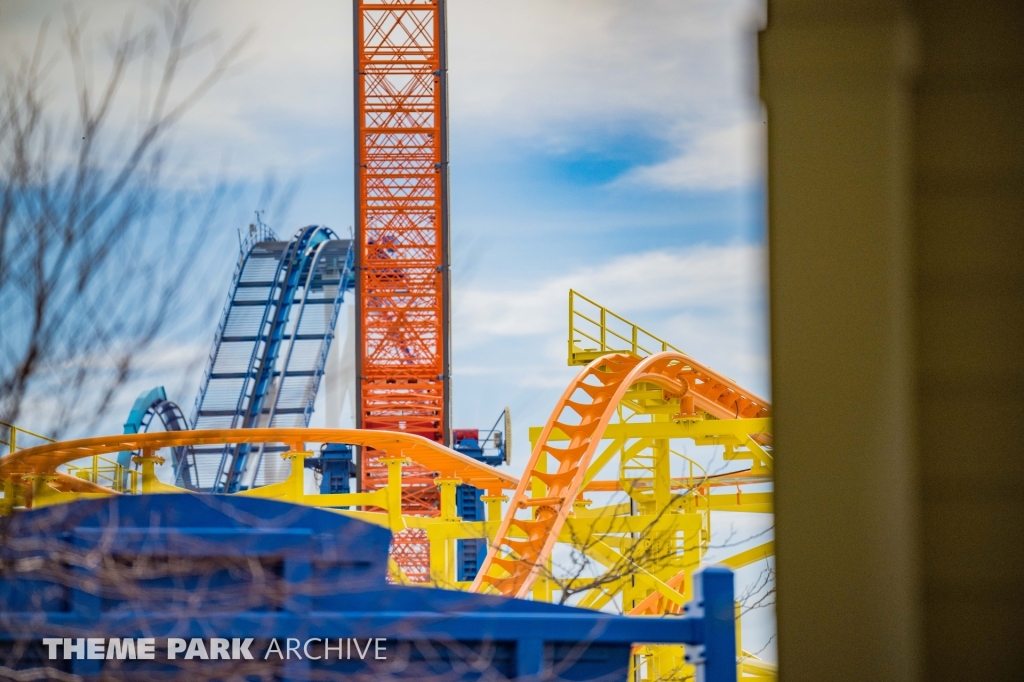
top-left (354, 0), bottom-right (450, 582)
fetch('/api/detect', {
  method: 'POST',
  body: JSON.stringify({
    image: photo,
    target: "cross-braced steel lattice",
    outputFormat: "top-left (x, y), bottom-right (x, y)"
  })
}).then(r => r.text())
top-left (354, 0), bottom-right (450, 581)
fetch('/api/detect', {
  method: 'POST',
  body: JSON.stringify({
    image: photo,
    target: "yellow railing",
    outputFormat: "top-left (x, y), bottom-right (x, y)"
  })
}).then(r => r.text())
top-left (64, 455), bottom-right (140, 494)
top-left (0, 421), bottom-right (55, 455)
top-left (1, 421), bottom-right (139, 494)
top-left (568, 289), bottom-right (683, 366)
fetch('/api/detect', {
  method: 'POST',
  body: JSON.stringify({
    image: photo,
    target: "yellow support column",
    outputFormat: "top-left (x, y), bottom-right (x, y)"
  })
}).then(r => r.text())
top-left (480, 490), bottom-right (509, 582)
top-left (379, 456), bottom-right (409, 532)
top-left (530, 452), bottom-right (553, 602)
top-left (132, 450), bottom-right (190, 494)
top-left (133, 451), bottom-right (165, 493)
top-left (0, 477), bottom-right (14, 515)
top-left (433, 477), bottom-right (462, 586)
top-left (646, 645), bottom-right (688, 681)
top-left (437, 478), bottom-right (461, 520)
top-left (281, 450), bottom-right (310, 501)
top-left (481, 490), bottom-right (506, 538)
top-left (652, 419), bottom-right (672, 513)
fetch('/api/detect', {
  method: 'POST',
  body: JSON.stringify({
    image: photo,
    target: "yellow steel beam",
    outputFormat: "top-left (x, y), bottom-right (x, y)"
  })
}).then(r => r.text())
top-left (707, 492), bottom-right (774, 514)
top-left (530, 418), bottom-right (771, 446)
top-left (719, 541), bottom-right (775, 571)
top-left (581, 436), bottom-right (626, 490)
top-left (576, 575), bottom-right (632, 611)
top-left (573, 501), bottom-right (632, 518)
top-left (574, 539), bottom-right (689, 609)
top-left (744, 434), bottom-right (774, 472)
top-left (740, 656), bottom-right (778, 679)
top-left (562, 512), bottom-right (691, 537)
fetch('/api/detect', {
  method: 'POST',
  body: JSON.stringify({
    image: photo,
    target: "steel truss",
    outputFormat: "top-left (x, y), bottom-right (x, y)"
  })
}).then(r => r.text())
top-left (355, 0), bottom-right (451, 581)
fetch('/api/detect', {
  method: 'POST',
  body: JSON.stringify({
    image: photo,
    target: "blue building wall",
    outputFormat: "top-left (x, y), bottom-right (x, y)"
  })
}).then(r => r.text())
top-left (0, 495), bottom-right (736, 681)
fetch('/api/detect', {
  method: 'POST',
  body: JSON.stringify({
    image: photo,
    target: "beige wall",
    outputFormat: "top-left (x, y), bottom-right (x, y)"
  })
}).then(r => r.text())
top-left (760, 1), bottom-right (1023, 680)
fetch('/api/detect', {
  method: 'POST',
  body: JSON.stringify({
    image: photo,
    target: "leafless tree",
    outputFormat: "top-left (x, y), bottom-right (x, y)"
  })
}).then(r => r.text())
top-left (518, 462), bottom-right (774, 614)
top-left (0, 1), bottom-right (262, 437)
top-left (507, 466), bottom-right (776, 681)
top-left (538, 497), bottom-right (695, 610)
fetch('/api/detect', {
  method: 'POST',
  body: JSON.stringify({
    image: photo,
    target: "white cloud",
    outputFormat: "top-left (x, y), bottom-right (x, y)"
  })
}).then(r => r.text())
top-left (448, 0), bottom-right (763, 134)
top-left (458, 244), bottom-right (761, 337)
top-left (454, 243), bottom-right (769, 393)
top-left (1, 1), bottom-right (764, 178)
top-left (0, 0), bottom-right (352, 182)
top-left (615, 119), bottom-right (765, 190)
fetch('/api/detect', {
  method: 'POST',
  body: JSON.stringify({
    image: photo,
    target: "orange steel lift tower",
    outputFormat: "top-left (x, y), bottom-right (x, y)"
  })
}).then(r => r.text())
top-left (354, 0), bottom-right (450, 580)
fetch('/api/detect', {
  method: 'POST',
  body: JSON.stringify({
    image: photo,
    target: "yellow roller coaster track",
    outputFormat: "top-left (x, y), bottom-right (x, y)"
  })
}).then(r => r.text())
top-left (470, 350), bottom-right (771, 599)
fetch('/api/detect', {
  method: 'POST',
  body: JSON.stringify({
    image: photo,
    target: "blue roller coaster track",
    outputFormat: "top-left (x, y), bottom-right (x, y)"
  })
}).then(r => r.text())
top-left (187, 224), bottom-right (354, 492)
top-left (116, 386), bottom-right (195, 486)
top-left (115, 224), bottom-right (352, 493)
top-left (116, 225), bottom-right (353, 492)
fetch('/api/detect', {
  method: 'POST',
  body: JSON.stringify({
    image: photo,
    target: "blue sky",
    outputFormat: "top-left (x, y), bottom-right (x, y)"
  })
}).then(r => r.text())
top-left (3, 0), bottom-right (774, 658)
top-left (0, 0), bottom-right (769, 436)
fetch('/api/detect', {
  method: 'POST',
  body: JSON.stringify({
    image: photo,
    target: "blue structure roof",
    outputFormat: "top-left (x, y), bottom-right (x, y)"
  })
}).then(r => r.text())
top-left (0, 495), bottom-right (736, 681)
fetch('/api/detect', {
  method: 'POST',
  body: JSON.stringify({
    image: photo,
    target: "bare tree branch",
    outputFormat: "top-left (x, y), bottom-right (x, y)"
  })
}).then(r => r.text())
top-left (0, 1), bottom-right (257, 436)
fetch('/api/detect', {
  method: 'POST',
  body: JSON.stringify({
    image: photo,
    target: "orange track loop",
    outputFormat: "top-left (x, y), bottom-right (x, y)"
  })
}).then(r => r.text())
top-left (0, 428), bottom-right (519, 493)
top-left (470, 351), bottom-right (771, 599)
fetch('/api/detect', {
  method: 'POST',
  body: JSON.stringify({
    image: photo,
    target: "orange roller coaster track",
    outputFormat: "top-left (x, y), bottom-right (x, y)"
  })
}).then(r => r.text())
top-left (354, 0), bottom-right (450, 581)
top-left (0, 428), bottom-right (517, 500)
top-left (470, 351), bottom-right (771, 599)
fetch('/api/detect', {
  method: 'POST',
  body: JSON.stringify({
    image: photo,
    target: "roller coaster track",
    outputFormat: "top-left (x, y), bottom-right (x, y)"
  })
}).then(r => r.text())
top-left (188, 225), bottom-right (353, 492)
top-left (0, 428), bottom-right (517, 500)
top-left (116, 387), bottom-right (194, 487)
top-left (471, 350), bottom-right (771, 599)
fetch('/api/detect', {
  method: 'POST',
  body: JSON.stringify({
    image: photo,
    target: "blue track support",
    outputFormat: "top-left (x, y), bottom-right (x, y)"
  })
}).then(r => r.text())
top-left (217, 228), bottom-right (322, 491)
top-left (456, 484), bottom-right (486, 581)
top-left (0, 496), bottom-right (738, 681)
top-left (303, 443), bottom-right (356, 494)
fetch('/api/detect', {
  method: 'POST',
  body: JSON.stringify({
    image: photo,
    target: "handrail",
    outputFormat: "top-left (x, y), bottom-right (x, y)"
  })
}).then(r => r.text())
top-left (0, 421), bottom-right (55, 455)
top-left (568, 289), bottom-right (683, 366)
top-left (63, 455), bottom-right (140, 494)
